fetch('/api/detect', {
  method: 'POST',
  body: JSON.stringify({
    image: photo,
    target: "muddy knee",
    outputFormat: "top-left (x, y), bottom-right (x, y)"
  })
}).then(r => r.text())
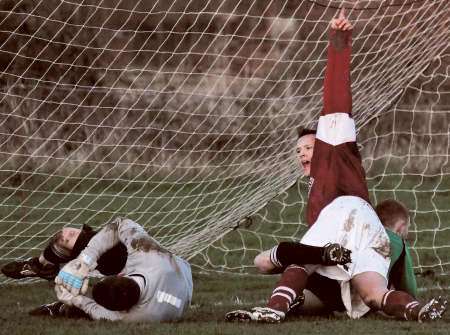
top-left (254, 251), bottom-right (274, 273)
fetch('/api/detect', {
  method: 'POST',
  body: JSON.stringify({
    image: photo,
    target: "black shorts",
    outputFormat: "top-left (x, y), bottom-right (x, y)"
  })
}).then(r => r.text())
top-left (306, 272), bottom-right (346, 312)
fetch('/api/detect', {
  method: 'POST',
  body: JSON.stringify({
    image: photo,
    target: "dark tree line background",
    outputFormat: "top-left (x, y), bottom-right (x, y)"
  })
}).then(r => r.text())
top-left (0, 0), bottom-right (448, 186)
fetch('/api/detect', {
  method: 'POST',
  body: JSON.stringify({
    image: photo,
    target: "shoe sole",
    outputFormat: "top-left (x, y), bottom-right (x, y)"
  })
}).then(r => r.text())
top-left (225, 310), bottom-right (253, 322)
top-left (1, 262), bottom-right (39, 279)
top-left (419, 297), bottom-right (448, 322)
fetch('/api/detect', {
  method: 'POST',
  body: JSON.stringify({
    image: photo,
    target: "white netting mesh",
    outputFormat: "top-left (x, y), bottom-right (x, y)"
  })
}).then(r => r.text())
top-left (0, 0), bottom-right (448, 284)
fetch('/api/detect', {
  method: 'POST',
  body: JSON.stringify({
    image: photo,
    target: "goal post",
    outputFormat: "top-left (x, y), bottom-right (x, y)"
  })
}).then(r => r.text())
top-left (0, 0), bottom-right (448, 285)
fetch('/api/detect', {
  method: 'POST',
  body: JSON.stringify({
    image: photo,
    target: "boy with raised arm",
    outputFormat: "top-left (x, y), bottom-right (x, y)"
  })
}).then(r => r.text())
top-left (226, 9), bottom-right (446, 323)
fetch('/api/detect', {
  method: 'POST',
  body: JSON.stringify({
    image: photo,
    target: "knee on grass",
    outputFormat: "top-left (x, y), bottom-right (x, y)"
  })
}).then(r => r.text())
top-left (359, 290), bottom-right (384, 310)
top-left (254, 251), bottom-right (274, 274)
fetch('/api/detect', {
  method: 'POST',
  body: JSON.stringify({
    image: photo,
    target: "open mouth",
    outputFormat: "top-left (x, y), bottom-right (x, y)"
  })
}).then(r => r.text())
top-left (301, 160), bottom-right (310, 169)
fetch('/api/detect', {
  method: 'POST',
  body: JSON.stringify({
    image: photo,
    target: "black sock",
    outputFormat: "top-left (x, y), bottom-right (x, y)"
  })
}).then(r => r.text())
top-left (271, 242), bottom-right (326, 267)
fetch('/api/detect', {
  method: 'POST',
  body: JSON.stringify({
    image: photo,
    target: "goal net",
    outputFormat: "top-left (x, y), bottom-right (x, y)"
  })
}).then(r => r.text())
top-left (0, 0), bottom-right (448, 285)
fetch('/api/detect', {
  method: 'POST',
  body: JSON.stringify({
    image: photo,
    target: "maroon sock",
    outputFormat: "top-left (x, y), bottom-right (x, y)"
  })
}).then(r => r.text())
top-left (381, 290), bottom-right (422, 320)
top-left (267, 265), bottom-right (308, 313)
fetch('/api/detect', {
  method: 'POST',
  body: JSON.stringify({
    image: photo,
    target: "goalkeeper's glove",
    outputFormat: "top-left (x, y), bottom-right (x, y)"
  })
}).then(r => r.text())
top-left (55, 253), bottom-right (96, 295)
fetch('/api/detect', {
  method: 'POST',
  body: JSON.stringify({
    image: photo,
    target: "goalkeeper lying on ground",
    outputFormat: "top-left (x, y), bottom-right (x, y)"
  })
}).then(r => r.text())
top-left (2, 219), bottom-right (192, 321)
top-left (34, 217), bottom-right (193, 322)
top-left (226, 8), bottom-right (447, 323)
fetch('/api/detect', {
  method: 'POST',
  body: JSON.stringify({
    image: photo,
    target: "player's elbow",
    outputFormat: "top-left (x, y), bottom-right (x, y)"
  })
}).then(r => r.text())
top-left (254, 251), bottom-right (274, 274)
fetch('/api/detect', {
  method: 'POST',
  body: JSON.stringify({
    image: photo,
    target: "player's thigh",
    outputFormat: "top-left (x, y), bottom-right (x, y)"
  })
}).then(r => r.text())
top-left (306, 272), bottom-right (345, 312)
top-left (351, 271), bottom-right (388, 309)
top-left (301, 289), bottom-right (328, 314)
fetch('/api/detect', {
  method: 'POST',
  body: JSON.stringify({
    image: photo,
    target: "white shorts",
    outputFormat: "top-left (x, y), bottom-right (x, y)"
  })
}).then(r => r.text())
top-left (301, 196), bottom-right (390, 318)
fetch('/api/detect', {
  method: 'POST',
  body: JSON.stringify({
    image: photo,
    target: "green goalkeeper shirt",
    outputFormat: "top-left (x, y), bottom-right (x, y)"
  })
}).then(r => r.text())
top-left (386, 229), bottom-right (417, 298)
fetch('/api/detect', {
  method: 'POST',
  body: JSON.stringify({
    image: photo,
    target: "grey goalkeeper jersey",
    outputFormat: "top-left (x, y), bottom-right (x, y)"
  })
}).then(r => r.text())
top-left (71, 217), bottom-right (193, 322)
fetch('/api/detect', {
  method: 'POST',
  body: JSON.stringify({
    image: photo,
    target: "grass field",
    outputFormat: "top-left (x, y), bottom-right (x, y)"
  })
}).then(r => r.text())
top-left (0, 175), bottom-right (449, 334)
top-left (0, 273), bottom-right (449, 335)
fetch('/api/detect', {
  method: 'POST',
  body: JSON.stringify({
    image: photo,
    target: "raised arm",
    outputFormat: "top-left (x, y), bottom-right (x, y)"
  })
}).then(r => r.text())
top-left (307, 9), bottom-right (369, 226)
top-left (322, 8), bottom-right (353, 117)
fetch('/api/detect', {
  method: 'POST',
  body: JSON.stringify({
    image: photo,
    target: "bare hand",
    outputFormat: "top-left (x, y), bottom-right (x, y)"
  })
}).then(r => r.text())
top-left (330, 8), bottom-right (353, 31)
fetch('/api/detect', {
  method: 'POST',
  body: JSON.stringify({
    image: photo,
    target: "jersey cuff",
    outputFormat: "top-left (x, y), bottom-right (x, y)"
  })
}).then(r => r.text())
top-left (79, 252), bottom-right (97, 269)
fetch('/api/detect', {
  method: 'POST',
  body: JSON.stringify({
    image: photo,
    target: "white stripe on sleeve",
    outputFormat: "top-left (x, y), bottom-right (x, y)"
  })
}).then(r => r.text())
top-left (316, 113), bottom-right (356, 146)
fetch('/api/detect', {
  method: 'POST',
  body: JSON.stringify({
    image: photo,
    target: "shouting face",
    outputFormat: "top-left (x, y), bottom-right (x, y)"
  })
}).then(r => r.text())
top-left (297, 134), bottom-right (316, 177)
